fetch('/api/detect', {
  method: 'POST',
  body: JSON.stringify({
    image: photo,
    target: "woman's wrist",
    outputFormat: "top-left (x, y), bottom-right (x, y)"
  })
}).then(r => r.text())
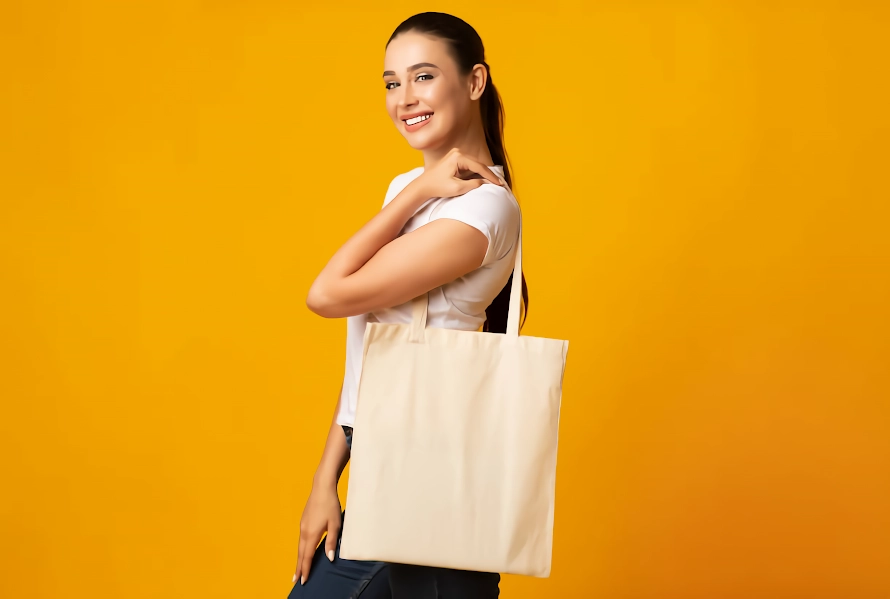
top-left (312, 451), bottom-right (348, 492)
top-left (397, 176), bottom-right (432, 211)
top-left (312, 469), bottom-right (339, 492)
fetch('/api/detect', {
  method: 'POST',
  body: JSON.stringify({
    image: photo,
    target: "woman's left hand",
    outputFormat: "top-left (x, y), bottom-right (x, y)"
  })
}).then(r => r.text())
top-left (411, 148), bottom-right (505, 202)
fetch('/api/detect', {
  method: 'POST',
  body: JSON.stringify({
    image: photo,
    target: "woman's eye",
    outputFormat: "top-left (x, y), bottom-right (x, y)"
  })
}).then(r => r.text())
top-left (385, 74), bottom-right (433, 90)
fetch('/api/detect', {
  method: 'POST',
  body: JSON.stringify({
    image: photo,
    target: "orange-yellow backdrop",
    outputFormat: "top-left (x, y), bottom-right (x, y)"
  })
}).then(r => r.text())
top-left (1, 1), bottom-right (888, 597)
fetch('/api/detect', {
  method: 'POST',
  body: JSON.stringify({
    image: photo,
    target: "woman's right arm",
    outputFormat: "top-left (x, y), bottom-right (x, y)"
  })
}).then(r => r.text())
top-left (293, 385), bottom-right (349, 586)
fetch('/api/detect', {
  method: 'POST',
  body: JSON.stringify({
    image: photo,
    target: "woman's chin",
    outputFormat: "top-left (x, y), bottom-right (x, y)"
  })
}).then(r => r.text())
top-left (404, 134), bottom-right (442, 151)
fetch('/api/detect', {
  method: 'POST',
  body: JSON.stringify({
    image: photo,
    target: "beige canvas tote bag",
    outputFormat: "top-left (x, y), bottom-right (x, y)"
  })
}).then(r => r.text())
top-left (338, 205), bottom-right (569, 577)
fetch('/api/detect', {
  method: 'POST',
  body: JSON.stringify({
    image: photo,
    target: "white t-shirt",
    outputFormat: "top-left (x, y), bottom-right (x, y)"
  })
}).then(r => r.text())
top-left (335, 164), bottom-right (521, 427)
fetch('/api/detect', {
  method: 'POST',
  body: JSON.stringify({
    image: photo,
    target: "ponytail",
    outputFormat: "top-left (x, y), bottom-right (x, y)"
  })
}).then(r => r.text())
top-left (478, 61), bottom-right (529, 334)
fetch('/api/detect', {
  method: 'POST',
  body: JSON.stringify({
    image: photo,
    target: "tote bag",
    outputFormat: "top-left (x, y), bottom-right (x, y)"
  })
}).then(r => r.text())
top-left (338, 204), bottom-right (569, 577)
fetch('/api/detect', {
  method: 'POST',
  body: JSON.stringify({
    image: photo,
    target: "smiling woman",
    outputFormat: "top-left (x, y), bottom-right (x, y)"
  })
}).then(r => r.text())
top-left (290, 11), bottom-right (528, 599)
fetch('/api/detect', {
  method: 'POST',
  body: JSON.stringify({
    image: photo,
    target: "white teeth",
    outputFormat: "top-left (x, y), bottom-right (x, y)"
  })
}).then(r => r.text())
top-left (405, 114), bottom-right (432, 125)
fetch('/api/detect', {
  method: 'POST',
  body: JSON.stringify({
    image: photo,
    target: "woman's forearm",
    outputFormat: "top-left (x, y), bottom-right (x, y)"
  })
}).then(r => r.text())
top-left (312, 387), bottom-right (351, 492)
top-left (306, 180), bottom-right (427, 313)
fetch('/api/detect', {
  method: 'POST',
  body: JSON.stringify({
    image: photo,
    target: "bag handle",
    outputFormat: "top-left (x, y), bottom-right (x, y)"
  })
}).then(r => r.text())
top-left (409, 192), bottom-right (523, 343)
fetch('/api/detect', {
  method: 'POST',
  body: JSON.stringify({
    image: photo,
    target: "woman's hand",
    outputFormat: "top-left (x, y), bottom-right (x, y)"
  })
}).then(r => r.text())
top-left (412, 148), bottom-right (505, 202)
top-left (293, 484), bottom-right (342, 586)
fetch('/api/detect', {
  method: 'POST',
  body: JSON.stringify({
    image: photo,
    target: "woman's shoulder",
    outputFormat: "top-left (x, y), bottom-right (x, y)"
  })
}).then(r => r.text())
top-left (439, 181), bottom-right (520, 219)
top-left (430, 183), bottom-right (520, 267)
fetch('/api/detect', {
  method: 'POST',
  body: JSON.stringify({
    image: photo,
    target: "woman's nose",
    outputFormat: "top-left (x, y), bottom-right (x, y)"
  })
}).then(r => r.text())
top-left (400, 82), bottom-right (417, 106)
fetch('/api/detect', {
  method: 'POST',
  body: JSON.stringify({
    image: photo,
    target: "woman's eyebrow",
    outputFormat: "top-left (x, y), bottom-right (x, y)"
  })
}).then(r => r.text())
top-left (382, 62), bottom-right (439, 77)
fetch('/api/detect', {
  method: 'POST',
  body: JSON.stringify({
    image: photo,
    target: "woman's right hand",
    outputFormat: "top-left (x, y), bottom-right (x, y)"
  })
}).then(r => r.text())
top-left (412, 147), bottom-right (504, 201)
top-left (294, 484), bottom-right (342, 586)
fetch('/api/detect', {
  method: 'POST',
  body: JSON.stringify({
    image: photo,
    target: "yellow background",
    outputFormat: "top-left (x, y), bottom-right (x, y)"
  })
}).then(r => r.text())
top-left (2, 1), bottom-right (888, 597)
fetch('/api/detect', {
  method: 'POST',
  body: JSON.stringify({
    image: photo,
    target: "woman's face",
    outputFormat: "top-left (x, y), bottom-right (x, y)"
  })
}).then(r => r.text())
top-left (383, 32), bottom-right (473, 151)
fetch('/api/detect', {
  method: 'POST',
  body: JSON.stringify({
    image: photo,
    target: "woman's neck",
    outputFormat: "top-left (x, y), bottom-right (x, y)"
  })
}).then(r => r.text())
top-left (422, 126), bottom-right (494, 168)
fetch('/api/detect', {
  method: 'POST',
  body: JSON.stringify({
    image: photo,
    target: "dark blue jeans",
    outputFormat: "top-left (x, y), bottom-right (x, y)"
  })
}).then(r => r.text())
top-left (286, 426), bottom-right (500, 598)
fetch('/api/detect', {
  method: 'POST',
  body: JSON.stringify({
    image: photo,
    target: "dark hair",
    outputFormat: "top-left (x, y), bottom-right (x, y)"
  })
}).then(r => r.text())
top-left (386, 12), bottom-right (529, 333)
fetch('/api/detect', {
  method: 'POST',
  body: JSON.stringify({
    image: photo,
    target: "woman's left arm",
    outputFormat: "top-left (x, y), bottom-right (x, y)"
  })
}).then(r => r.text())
top-left (305, 178), bottom-right (491, 318)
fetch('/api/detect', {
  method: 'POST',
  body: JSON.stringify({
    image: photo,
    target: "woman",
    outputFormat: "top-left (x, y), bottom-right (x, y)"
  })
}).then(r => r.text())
top-left (289, 11), bottom-right (529, 598)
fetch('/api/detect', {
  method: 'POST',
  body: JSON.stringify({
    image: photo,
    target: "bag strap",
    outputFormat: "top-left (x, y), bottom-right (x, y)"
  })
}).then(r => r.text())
top-left (409, 185), bottom-right (523, 343)
top-left (504, 205), bottom-right (523, 338)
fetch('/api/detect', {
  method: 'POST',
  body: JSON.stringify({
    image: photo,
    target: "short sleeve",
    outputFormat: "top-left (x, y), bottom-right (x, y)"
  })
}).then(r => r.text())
top-left (382, 171), bottom-right (417, 209)
top-left (430, 186), bottom-right (520, 267)
top-left (382, 177), bottom-right (399, 208)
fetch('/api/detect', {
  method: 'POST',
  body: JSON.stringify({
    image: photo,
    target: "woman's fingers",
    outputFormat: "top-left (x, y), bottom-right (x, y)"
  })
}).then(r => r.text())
top-left (458, 178), bottom-right (489, 196)
top-left (325, 518), bottom-right (341, 562)
top-left (454, 152), bottom-right (503, 187)
top-left (292, 519), bottom-right (339, 586)
top-left (294, 534), bottom-right (303, 584)
top-left (295, 524), bottom-right (318, 585)
top-left (296, 529), bottom-right (311, 585)
top-left (415, 148), bottom-right (505, 200)
top-left (299, 531), bottom-right (317, 584)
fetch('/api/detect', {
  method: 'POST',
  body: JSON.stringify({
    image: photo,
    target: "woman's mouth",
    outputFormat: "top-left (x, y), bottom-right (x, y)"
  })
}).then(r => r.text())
top-left (403, 112), bottom-right (433, 132)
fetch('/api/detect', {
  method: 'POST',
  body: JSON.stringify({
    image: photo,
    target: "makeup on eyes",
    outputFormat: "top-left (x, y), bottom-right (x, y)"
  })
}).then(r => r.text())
top-left (385, 73), bottom-right (434, 90)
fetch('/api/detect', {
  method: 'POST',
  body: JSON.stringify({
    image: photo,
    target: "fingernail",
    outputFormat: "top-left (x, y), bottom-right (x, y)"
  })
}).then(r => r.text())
top-left (292, 574), bottom-right (296, 583)
top-left (301, 575), bottom-right (306, 585)
top-left (327, 549), bottom-right (335, 562)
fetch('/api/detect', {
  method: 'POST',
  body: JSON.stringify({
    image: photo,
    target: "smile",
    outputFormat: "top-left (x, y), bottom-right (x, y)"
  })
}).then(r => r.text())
top-left (403, 113), bottom-right (433, 131)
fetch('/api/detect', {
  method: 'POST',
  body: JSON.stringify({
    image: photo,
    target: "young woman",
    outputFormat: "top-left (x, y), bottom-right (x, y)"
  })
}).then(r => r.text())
top-left (289, 11), bottom-right (529, 599)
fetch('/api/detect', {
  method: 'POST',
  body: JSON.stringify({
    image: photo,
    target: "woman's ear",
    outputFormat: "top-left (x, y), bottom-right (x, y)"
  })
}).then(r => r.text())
top-left (468, 64), bottom-right (488, 100)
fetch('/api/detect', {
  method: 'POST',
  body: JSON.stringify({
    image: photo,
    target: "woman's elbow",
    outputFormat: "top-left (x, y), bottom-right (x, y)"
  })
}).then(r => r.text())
top-left (306, 286), bottom-right (336, 318)
top-left (306, 285), bottom-right (355, 318)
